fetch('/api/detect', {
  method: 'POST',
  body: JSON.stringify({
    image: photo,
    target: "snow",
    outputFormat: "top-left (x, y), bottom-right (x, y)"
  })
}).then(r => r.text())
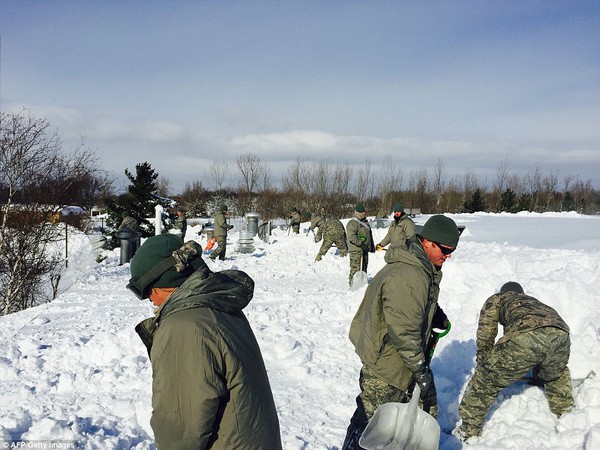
top-left (1, 212), bottom-right (600, 449)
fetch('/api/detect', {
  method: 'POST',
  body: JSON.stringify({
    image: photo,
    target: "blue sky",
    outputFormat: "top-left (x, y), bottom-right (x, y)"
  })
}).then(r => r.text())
top-left (1, 1), bottom-right (599, 193)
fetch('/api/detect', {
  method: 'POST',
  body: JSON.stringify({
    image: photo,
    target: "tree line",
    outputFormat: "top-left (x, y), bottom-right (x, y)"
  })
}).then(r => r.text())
top-left (1, 112), bottom-right (598, 314)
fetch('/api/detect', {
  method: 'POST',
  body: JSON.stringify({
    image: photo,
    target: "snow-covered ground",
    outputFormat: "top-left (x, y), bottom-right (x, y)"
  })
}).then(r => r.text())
top-left (1, 212), bottom-right (599, 449)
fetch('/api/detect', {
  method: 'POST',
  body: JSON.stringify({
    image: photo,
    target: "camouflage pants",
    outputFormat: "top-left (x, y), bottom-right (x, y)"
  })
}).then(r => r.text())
top-left (210, 236), bottom-right (227, 260)
top-left (348, 251), bottom-right (368, 284)
top-left (292, 224), bottom-right (300, 234)
top-left (342, 365), bottom-right (437, 450)
top-left (458, 326), bottom-right (574, 438)
top-left (316, 234), bottom-right (348, 260)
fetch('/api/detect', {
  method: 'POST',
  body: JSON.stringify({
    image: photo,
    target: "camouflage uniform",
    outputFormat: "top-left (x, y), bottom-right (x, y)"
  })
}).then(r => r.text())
top-left (346, 216), bottom-right (374, 285)
top-left (290, 209), bottom-right (301, 234)
top-left (458, 291), bottom-right (574, 439)
top-left (174, 212), bottom-right (187, 239)
top-left (118, 215), bottom-right (139, 232)
top-left (377, 214), bottom-right (416, 249)
top-left (211, 210), bottom-right (232, 261)
top-left (310, 216), bottom-right (347, 261)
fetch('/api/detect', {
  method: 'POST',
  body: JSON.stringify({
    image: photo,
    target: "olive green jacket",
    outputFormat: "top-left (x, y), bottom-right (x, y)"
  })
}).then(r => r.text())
top-left (476, 291), bottom-right (570, 364)
top-left (378, 215), bottom-right (416, 248)
top-left (136, 267), bottom-right (282, 450)
top-left (213, 211), bottom-right (230, 238)
top-left (346, 216), bottom-right (375, 253)
top-left (349, 240), bottom-right (442, 391)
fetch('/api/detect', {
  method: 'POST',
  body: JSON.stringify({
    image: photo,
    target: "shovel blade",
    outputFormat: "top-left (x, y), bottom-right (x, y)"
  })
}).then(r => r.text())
top-left (359, 386), bottom-right (440, 450)
top-left (350, 271), bottom-right (368, 290)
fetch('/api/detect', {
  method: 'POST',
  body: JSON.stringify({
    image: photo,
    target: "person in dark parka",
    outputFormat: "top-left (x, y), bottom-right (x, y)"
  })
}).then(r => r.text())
top-left (128, 234), bottom-right (282, 450)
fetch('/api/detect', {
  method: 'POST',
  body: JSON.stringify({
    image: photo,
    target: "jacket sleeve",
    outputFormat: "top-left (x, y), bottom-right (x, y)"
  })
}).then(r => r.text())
top-left (476, 294), bottom-right (500, 365)
top-left (315, 226), bottom-right (323, 243)
top-left (379, 226), bottom-right (393, 247)
top-left (150, 311), bottom-right (227, 449)
top-left (383, 270), bottom-right (430, 374)
top-left (346, 220), bottom-right (363, 248)
top-left (403, 219), bottom-right (416, 241)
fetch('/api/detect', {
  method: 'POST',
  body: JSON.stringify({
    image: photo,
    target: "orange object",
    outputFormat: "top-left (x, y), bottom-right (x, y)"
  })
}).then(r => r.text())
top-left (205, 237), bottom-right (217, 250)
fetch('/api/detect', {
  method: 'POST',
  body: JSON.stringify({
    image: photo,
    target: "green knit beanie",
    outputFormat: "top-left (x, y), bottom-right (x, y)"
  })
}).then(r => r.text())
top-left (220, 204), bottom-right (228, 212)
top-left (420, 215), bottom-right (460, 248)
top-left (129, 234), bottom-right (205, 290)
top-left (355, 204), bottom-right (365, 213)
top-left (392, 203), bottom-right (404, 213)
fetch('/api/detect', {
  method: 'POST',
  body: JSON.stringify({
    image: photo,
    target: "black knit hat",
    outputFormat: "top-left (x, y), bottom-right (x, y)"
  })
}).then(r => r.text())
top-left (499, 281), bottom-right (524, 294)
top-left (420, 215), bottom-right (460, 248)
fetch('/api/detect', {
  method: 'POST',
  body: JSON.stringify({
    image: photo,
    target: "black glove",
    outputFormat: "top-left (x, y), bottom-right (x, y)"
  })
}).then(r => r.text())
top-left (432, 306), bottom-right (449, 330)
top-left (414, 367), bottom-right (438, 412)
top-left (228, 225), bottom-right (234, 230)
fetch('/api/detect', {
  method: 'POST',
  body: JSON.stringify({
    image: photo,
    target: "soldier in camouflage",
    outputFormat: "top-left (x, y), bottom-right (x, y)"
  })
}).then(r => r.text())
top-left (174, 207), bottom-right (187, 239)
top-left (345, 204), bottom-right (374, 286)
top-left (290, 207), bottom-right (301, 234)
top-left (210, 204), bottom-right (234, 261)
top-left (342, 215), bottom-right (460, 450)
top-left (457, 281), bottom-right (574, 440)
top-left (309, 215), bottom-right (348, 261)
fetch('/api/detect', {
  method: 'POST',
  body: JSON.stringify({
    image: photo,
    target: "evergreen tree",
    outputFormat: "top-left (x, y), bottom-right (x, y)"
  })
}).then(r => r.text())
top-left (106, 162), bottom-right (170, 238)
top-left (464, 188), bottom-right (487, 213)
top-left (499, 188), bottom-right (518, 213)
top-left (562, 191), bottom-right (576, 211)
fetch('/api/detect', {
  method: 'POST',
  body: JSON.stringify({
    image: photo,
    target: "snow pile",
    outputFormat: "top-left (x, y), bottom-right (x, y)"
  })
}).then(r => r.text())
top-left (0, 212), bottom-right (599, 449)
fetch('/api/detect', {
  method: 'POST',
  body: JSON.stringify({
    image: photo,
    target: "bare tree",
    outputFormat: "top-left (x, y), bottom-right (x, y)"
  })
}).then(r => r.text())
top-left (236, 153), bottom-right (267, 214)
top-left (330, 161), bottom-right (353, 217)
top-left (209, 159), bottom-right (229, 193)
top-left (156, 176), bottom-right (172, 197)
top-left (355, 158), bottom-right (376, 206)
top-left (0, 113), bottom-right (97, 314)
top-left (431, 157), bottom-right (445, 210)
top-left (375, 154), bottom-right (403, 215)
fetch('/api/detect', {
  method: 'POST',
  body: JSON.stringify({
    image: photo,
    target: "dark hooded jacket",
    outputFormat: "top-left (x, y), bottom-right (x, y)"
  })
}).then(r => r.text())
top-left (349, 239), bottom-right (442, 391)
top-left (136, 266), bottom-right (282, 450)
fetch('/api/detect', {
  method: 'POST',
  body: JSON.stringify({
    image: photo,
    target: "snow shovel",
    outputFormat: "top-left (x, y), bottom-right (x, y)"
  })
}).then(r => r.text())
top-left (359, 384), bottom-right (440, 450)
top-left (350, 254), bottom-right (368, 290)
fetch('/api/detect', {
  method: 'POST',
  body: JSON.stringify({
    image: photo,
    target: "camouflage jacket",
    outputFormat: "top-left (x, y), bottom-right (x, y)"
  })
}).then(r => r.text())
top-left (310, 216), bottom-right (345, 243)
top-left (476, 291), bottom-right (570, 364)
top-left (174, 214), bottom-right (187, 238)
top-left (290, 211), bottom-right (301, 226)
top-left (349, 239), bottom-right (443, 390)
top-left (378, 215), bottom-right (416, 248)
top-left (118, 215), bottom-right (138, 232)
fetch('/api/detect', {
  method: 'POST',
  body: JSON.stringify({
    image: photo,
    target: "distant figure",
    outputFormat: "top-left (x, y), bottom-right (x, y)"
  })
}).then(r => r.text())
top-left (210, 204), bottom-right (234, 261)
top-left (118, 212), bottom-right (138, 232)
top-left (309, 215), bottom-right (348, 262)
top-left (129, 234), bottom-right (283, 449)
top-left (376, 203), bottom-right (416, 250)
top-left (345, 204), bottom-right (374, 286)
top-left (457, 282), bottom-right (574, 440)
top-left (174, 207), bottom-right (187, 239)
top-left (290, 207), bottom-right (301, 234)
